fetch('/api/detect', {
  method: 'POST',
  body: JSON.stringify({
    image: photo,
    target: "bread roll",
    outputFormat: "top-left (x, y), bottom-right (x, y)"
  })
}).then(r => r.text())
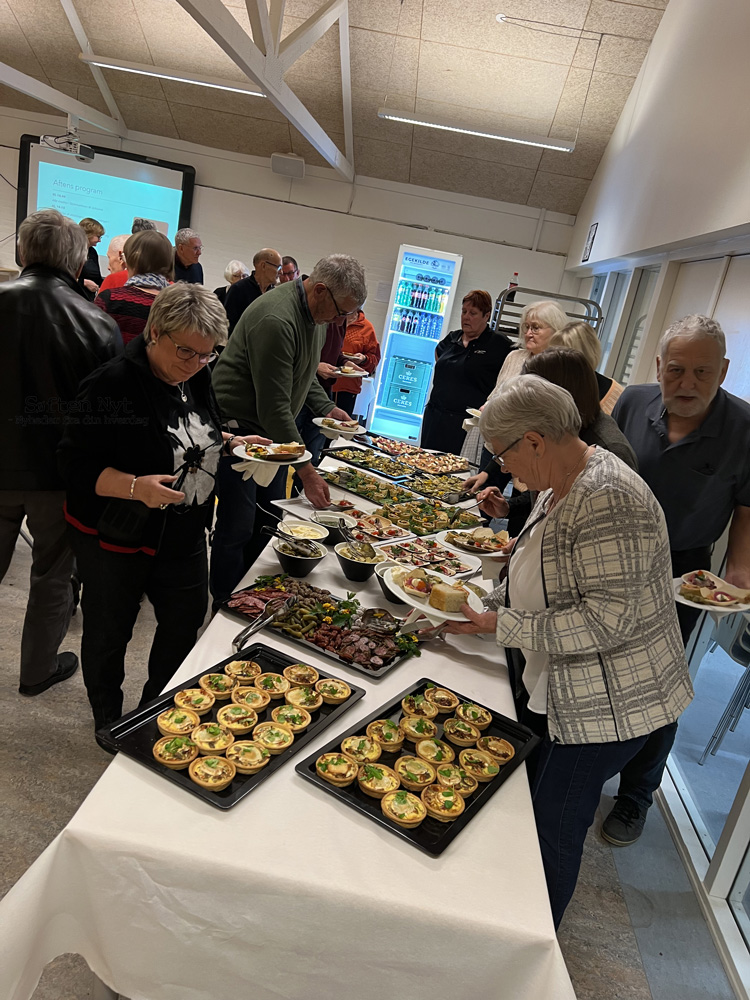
top-left (429, 582), bottom-right (468, 613)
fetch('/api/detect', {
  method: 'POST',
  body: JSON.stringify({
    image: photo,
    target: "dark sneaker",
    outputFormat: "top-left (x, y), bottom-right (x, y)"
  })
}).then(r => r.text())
top-left (19, 652), bottom-right (79, 697)
top-left (601, 797), bottom-right (647, 846)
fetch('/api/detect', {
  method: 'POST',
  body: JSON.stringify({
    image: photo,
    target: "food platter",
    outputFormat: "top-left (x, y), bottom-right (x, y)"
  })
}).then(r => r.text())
top-left (384, 567), bottom-right (484, 622)
top-left (322, 467), bottom-right (416, 505)
top-left (95, 643), bottom-right (364, 810)
top-left (344, 509), bottom-right (412, 541)
top-left (373, 499), bottom-right (482, 537)
top-left (436, 528), bottom-right (510, 559)
top-left (377, 537), bottom-right (480, 578)
top-left (295, 677), bottom-right (540, 856)
top-left (322, 447), bottom-right (413, 480)
top-left (402, 452), bottom-right (471, 476)
top-left (367, 435), bottom-right (422, 457)
top-left (233, 444), bottom-right (312, 465)
top-left (401, 473), bottom-right (472, 503)
top-left (218, 574), bottom-right (421, 678)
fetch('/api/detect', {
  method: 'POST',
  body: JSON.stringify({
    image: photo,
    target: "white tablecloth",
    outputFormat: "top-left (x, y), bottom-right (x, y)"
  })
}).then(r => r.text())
top-left (0, 523), bottom-right (575, 1000)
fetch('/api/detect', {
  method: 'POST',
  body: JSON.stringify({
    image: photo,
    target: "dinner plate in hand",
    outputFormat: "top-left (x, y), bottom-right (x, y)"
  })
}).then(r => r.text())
top-left (312, 417), bottom-right (365, 438)
top-left (384, 566), bottom-right (484, 622)
top-left (233, 445), bottom-right (312, 465)
top-left (673, 578), bottom-right (750, 615)
top-left (436, 529), bottom-right (509, 561)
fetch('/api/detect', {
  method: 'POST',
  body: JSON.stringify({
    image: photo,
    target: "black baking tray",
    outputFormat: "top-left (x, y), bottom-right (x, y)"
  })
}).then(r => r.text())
top-left (295, 677), bottom-right (539, 856)
top-left (321, 469), bottom-right (416, 506)
top-left (362, 435), bottom-right (478, 472)
top-left (95, 642), bottom-right (365, 810)
top-left (399, 473), bottom-right (473, 504)
top-left (217, 587), bottom-right (413, 680)
top-left (321, 447), bottom-right (412, 481)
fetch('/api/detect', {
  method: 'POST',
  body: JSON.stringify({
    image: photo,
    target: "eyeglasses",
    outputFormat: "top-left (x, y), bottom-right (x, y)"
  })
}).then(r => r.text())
top-left (165, 332), bottom-right (217, 364)
top-left (522, 322), bottom-right (550, 332)
top-left (324, 284), bottom-right (348, 318)
top-left (491, 437), bottom-right (523, 467)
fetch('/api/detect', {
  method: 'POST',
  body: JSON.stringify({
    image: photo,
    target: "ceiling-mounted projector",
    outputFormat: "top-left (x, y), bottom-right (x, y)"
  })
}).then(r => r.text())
top-left (40, 133), bottom-right (95, 162)
top-left (270, 152), bottom-right (305, 179)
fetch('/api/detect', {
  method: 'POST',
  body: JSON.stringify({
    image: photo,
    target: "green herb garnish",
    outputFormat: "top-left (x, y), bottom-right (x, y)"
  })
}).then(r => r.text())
top-left (363, 765), bottom-right (384, 781)
top-left (394, 791), bottom-right (408, 805)
top-left (415, 719), bottom-right (427, 734)
top-left (438, 767), bottom-right (452, 778)
top-left (206, 724), bottom-right (222, 737)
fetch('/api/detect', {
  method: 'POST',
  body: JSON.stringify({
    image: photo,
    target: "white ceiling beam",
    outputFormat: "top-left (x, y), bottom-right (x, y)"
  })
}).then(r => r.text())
top-left (268, 0), bottom-right (286, 55)
top-left (175, 0), bottom-right (354, 180)
top-left (276, 0), bottom-right (344, 74)
top-left (0, 60), bottom-right (127, 137)
top-left (58, 0), bottom-right (124, 125)
top-left (79, 53), bottom-right (265, 98)
top-left (338, 0), bottom-right (353, 163)
top-left (245, 0), bottom-right (273, 57)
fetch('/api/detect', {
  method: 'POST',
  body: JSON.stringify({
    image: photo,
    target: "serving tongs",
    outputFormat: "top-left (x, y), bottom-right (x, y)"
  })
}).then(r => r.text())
top-left (339, 523), bottom-right (377, 561)
top-left (232, 595), bottom-right (297, 651)
top-left (357, 608), bottom-right (400, 634)
top-left (260, 524), bottom-right (320, 558)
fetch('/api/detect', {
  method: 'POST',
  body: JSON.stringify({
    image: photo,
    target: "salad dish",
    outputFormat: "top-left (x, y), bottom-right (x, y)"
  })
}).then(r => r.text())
top-left (296, 678), bottom-right (539, 855)
top-left (374, 500), bottom-right (481, 537)
top-left (94, 642), bottom-right (364, 810)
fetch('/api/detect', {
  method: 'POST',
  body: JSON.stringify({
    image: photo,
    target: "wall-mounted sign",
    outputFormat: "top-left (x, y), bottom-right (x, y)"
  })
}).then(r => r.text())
top-left (582, 222), bottom-right (598, 263)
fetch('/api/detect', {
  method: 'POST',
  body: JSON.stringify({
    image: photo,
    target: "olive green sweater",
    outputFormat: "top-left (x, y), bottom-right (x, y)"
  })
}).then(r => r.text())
top-left (212, 278), bottom-right (336, 444)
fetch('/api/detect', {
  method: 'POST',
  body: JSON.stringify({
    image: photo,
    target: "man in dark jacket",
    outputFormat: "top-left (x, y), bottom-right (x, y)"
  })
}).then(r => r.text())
top-left (224, 247), bottom-right (282, 334)
top-left (0, 209), bottom-right (122, 696)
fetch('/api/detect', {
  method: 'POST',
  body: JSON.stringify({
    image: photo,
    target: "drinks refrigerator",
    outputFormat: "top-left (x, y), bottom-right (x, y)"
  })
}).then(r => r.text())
top-left (367, 244), bottom-right (463, 443)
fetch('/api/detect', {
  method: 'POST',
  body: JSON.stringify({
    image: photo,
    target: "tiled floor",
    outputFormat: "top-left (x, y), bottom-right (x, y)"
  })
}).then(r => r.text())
top-left (0, 535), bottom-right (735, 1000)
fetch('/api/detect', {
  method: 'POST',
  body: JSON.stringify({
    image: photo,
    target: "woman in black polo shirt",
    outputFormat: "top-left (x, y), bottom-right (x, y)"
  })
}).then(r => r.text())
top-left (421, 290), bottom-right (512, 454)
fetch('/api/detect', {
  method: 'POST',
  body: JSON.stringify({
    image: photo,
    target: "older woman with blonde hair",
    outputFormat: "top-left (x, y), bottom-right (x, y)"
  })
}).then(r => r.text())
top-left (446, 374), bottom-right (692, 928)
top-left (549, 320), bottom-right (624, 414)
top-left (78, 216), bottom-right (106, 296)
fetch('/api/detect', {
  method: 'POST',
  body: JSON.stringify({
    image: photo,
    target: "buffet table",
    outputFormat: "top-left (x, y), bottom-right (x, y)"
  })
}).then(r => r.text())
top-left (0, 473), bottom-right (575, 1000)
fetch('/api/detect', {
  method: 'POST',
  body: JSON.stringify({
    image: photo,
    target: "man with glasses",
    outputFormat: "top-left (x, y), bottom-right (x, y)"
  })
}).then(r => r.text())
top-left (210, 254), bottom-right (367, 602)
top-left (279, 255), bottom-right (307, 283)
top-left (602, 315), bottom-right (750, 848)
top-left (174, 229), bottom-right (204, 284)
top-left (224, 248), bottom-right (283, 335)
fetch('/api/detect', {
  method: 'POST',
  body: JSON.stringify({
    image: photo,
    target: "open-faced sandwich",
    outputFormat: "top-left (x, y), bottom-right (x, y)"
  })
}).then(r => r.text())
top-left (394, 755), bottom-right (436, 791)
top-left (253, 721), bottom-right (294, 754)
top-left (189, 755), bottom-right (236, 792)
top-left (254, 672), bottom-right (290, 699)
top-left (381, 789), bottom-right (427, 829)
top-left (174, 688), bottom-right (215, 717)
top-left (414, 737), bottom-right (455, 765)
top-left (198, 673), bottom-right (236, 700)
top-left (366, 718), bottom-right (405, 753)
top-left (340, 734), bottom-right (382, 763)
top-left (157, 707), bottom-right (200, 738)
top-left (231, 686), bottom-right (271, 712)
top-left (455, 701), bottom-right (493, 730)
top-left (152, 735), bottom-right (198, 771)
top-left (285, 685), bottom-right (323, 712)
top-left (316, 752), bottom-right (359, 787)
top-left (357, 762), bottom-right (400, 799)
top-left (225, 740), bottom-right (271, 774)
top-left (392, 566), bottom-right (435, 598)
top-left (445, 526), bottom-right (510, 554)
top-left (271, 704), bottom-right (312, 733)
top-left (434, 763), bottom-right (479, 798)
top-left (428, 581), bottom-right (469, 614)
top-left (679, 569), bottom-right (750, 607)
top-left (424, 685), bottom-right (459, 713)
top-left (421, 784), bottom-right (465, 822)
top-left (283, 663), bottom-right (319, 687)
top-left (217, 703), bottom-right (258, 735)
top-left (401, 692), bottom-right (439, 719)
top-left (191, 721), bottom-right (234, 755)
top-left (458, 748), bottom-right (501, 782)
top-left (224, 659), bottom-right (262, 685)
top-left (315, 677), bottom-right (351, 704)
top-left (245, 441), bottom-right (305, 461)
top-left (399, 714), bottom-right (438, 743)
top-left (321, 417), bottom-right (361, 430)
top-left (477, 735), bottom-right (515, 764)
top-left (442, 717), bottom-right (481, 747)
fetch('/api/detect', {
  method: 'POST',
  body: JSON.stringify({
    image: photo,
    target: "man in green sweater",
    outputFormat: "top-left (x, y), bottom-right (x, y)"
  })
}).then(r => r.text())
top-left (210, 254), bottom-right (367, 600)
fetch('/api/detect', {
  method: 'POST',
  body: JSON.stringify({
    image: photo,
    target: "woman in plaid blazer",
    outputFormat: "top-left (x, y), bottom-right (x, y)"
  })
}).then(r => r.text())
top-left (447, 375), bottom-right (692, 928)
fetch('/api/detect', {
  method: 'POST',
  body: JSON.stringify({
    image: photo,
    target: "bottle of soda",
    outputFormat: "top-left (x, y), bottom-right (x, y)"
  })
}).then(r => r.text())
top-left (507, 272), bottom-right (519, 302)
top-left (392, 307), bottom-right (401, 331)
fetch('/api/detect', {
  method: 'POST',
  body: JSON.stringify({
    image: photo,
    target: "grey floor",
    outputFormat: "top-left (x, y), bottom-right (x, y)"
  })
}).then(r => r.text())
top-left (0, 534), bottom-right (736, 1000)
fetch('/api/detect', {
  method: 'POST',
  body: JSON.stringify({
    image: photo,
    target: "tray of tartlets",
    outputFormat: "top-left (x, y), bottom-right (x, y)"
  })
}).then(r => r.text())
top-left (95, 642), bottom-right (364, 810)
top-left (296, 678), bottom-right (539, 856)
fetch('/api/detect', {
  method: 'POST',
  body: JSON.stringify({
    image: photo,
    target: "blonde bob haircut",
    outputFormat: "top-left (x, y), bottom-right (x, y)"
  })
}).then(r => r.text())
top-left (143, 282), bottom-right (228, 347)
top-left (479, 373), bottom-right (582, 446)
top-left (519, 299), bottom-right (568, 335)
top-left (79, 217), bottom-right (105, 238)
top-left (550, 321), bottom-right (602, 371)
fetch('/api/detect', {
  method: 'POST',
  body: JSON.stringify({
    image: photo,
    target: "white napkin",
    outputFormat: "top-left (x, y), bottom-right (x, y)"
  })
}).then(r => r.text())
top-left (462, 417), bottom-right (480, 431)
top-left (318, 425), bottom-right (363, 441)
top-left (231, 457), bottom-right (285, 487)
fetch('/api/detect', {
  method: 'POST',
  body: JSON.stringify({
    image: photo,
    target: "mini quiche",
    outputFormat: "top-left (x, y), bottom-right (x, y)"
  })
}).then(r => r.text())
top-left (283, 663), bottom-right (320, 687)
top-left (315, 677), bottom-right (351, 705)
top-left (414, 737), bottom-right (455, 766)
top-left (224, 659), bottom-right (262, 685)
top-left (316, 752), bottom-right (359, 787)
top-left (217, 703), bottom-right (258, 735)
top-left (191, 721), bottom-right (235, 755)
top-left (366, 718), bottom-right (405, 753)
top-left (198, 673), bottom-right (236, 700)
top-left (174, 688), bottom-right (215, 717)
top-left (434, 764), bottom-right (479, 798)
top-left (340, 734), bottom-right (382, 763)
top-left (152, 735), bottom-right (198, 770)
top-left (357, 763), bottom-right (400, 799)
top-left (271, 704), bottom-right (312, 733)
top-left (400, 693), bottom-right (439, 720)
top-left (189, 755), bottom-right (236, 792)
top-left (157, 707), bottom-right (200, 737)
top-left (421, 784), bottom-right (465, 822)
top-left (381, 789), bottom-right (427, 829)
top-left (455, 701), bottom-right (492, 730)
top-left (253, 721), bottom-right (294, 754)
top-left (443, 717), bottom-right (481, 747)
top-left (424, 685), bottom-right (460, 713)
top-left (254, 672), bottom-right (290, 699)
top-left (477, 735), bottom-right (515, 765)
top-left (394, 755), bottom-right (436, 791)
top-left (459, 748), bottom-right (501, 783)
top-left (399, 714), bottom-right (438, 743)
top-left (232, 686), bottom-right (271, 712)
top-left (285, 685), bottom-right (323, 712)
top-left (226, 740), bottom-right (271, 774)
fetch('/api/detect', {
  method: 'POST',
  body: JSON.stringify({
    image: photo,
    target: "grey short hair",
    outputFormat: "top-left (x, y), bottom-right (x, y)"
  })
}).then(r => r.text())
top-left (224, 259), bottom-right (249, 283)
top-left (108, 235), bottom-right (129, 255)
top-left (309, 254), bottom-right (367, 306)
top-left (143, 283), bottom-right (228, 347)
top-left (132, 218), bottom-right (157, 233)
top-left (519, 299), bottom-right (569, 333)
top-left (175, 227), bottom-right (200, 246)
top-left (480, 374), bottom-right (582, 445)
top-left (550, 321), bottom-right (601, 370)
top-left (658, 314), bottom-right (726, 359)
top-left (17, 209), bottom-right (88, 275)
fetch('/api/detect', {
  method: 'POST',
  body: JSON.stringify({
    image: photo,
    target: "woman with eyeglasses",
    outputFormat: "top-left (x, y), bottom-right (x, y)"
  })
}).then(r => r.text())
top-left (58, 284), bottom-right (270, 731)
top-left (445, 375), bottom-right (692, 928)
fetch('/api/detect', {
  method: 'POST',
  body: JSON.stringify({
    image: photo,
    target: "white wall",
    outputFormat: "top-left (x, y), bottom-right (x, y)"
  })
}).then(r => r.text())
top-left (0, 106), bottom-right (576, 339)
top-left (566, 0), bottom-right (750, 271)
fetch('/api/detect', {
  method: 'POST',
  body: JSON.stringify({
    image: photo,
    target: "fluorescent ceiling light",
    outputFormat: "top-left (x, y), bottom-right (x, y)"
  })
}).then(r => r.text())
top-left (377, 107), bottom-right (574, 152)
top-left (79, 53), bottom-right (265, 98)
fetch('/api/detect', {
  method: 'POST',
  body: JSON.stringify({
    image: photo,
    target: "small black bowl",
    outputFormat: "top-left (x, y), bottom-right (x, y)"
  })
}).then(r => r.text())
top-left (374, 562), bottom-right (407, 605)
top-left (310, 511), bottom-right (357, 546)
top-left (272, 539), bottom-right (326, 578)
top-left (334, 542), bottom-right (384, 583)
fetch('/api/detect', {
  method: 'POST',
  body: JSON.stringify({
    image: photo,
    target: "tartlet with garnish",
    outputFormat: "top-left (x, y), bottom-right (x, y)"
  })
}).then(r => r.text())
top-left (174, 688), bottom-right (215, 717)
top-left (191, 721), bottom-right (234, 755)
top-left (253, 721), bottom-right (294, 754)
top-left (226, 740), bottom-right (271, 774)
top-left (381, 789), bottom-right (427, 829)
top-left (357, 763), bottom-right (400, 799)
top-left (223, 659), bottom-right (262, 685)
top-left (315, 677), bottom-right (351, 704)
top-left (477, 735), bottom-right (515, 764)
top-left (198, 673), bottom-right (236, 700)
top-left (399, 715), bottom-right (438, 743)
top-left (283, 663), bottom-right (319, 687)
top-left (442, 717), bottom-right (481, 747)
top-left (341, 734), bottom-right (382, 763)
top-left (271, 704), bottom-right (312, 733)
top-left (401, 693), bottom-right (439, 720)
top-left (458, 748), bottom-right (501, 782)
top-left (455, 701), bottom-right (492, 730)
top-left (394, 755), bottom-right (436, 791)
top-left (421, 784), bottom-right (465, 822)
top-left (254, 672), bottom-right (290, 699)
top-left (316, 752), bottom-right (358, 787)
top-left (366, 718), bottom-right (405, 753)
top-left (189, 755), bottom-right (236, 791)
top-left (414, 737), bottom-right (455, 765)
top-left (232, 686), bottom-right (271, 712)
top-left (424, 685), bottom-right (460, 713)
top-left (217, 703), bottom-right (258, 735)
top-left (157, 707), bottom-right (200, 738)
top-left (434, 763), bottom-right (479, 798)
top-left (285, 685), bottom-right (323, 712)
top-left (152, 735), bottom-right (198, 770)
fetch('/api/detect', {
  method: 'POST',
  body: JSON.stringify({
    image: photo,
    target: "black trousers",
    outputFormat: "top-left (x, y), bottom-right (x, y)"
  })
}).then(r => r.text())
top-left (70, 526), bottom-right (209, 729)
top-left (334, 391), bottom-right (358, 419)
top-left (420, 402), bottom-right (467, 455)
